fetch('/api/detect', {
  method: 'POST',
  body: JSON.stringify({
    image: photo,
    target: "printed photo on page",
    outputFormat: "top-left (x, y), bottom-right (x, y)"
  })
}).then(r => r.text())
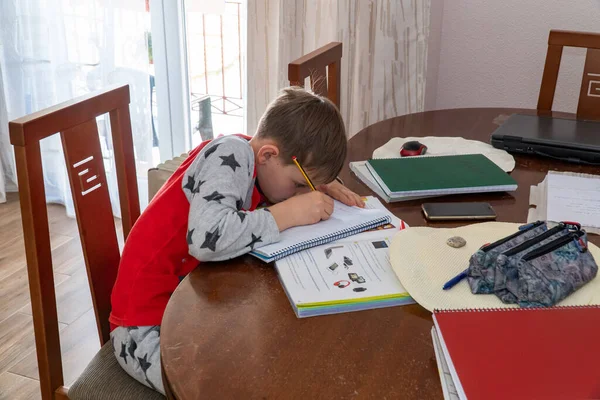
top-left (276, 236), bottom-right (409, 307)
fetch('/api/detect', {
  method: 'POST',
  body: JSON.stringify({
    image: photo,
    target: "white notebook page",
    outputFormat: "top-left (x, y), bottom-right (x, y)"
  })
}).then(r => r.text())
top-left (253, 199), bottom-right (389, 257)
top-left (547, 172), bottom-right (600, 228)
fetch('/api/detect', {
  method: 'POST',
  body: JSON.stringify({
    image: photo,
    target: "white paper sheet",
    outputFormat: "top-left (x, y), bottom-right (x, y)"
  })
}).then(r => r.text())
top-left (276, 235), bottom-right (409, 306)
top-left (547, 172), bottom-right (600, 228)
top-left (252, 197), bottom-right (393, 260)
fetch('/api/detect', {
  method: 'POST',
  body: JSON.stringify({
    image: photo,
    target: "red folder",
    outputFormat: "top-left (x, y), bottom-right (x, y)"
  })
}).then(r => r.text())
top-left (433, 306), bottom-right (600, 400)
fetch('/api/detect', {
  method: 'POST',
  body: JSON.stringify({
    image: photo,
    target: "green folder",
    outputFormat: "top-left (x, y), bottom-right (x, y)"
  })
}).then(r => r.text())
top-left (366, 154), bottom-right (517, 198)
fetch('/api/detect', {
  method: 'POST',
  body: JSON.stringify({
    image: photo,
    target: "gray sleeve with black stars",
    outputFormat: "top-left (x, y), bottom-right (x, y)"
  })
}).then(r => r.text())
top-left (182, 135), bottom-right (280, 262)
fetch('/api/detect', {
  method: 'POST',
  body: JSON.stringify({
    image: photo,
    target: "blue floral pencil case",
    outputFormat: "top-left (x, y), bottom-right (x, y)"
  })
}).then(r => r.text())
top-left (463, 221), bottom-right (598, 307)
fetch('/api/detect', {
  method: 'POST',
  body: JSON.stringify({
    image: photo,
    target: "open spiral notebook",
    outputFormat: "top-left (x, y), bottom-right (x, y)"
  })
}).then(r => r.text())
top-left (250, 197), bottom-right (392, 263)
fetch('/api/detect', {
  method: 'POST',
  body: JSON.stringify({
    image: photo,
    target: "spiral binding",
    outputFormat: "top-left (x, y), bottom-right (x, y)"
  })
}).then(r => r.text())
top-left (372, 154), bottom-right (461, 160)
top-left (433, 305), bottom-right (600, 313)
top-left (270, 216), bottom-right (392, 261)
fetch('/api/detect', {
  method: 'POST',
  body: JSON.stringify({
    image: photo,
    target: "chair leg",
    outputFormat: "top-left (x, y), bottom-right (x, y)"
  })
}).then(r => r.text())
top-left (55, 386), bottom-right (69, 400)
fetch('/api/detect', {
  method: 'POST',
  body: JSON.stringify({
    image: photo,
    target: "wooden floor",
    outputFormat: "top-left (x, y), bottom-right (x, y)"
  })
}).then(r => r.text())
top-left (0, 192), bottom-right (121, 400)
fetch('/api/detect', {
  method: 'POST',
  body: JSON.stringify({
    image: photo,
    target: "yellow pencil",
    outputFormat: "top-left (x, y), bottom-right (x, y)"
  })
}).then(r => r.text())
top-left (292, 156), bottom-right (316, 191)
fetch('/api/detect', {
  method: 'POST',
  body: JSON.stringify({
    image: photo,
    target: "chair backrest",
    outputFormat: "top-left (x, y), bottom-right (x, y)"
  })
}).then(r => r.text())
top-left (288, 42), bottom-right (343, 109)
top-left (538, 29), bottom-right (600, 120)
top-left (9, 84), bottom-right (140, 399)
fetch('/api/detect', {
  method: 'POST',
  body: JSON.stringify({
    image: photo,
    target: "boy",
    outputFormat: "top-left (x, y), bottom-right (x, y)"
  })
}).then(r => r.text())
top-left (109, 87), bottom-right (363, 394)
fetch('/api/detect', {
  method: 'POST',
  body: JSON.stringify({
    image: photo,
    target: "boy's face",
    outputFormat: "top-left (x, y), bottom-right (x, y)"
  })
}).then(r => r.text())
top-left (254, 143), bottom-right (323, 203)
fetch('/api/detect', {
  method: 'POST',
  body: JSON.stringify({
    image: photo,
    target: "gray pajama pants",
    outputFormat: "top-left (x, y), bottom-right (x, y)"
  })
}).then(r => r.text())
top-left (111, 326), bottom-right (165, 395)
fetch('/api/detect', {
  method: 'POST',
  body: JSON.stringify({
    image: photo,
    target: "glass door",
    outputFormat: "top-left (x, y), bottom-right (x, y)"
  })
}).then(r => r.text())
top-left (148, 0), bottom-right (247, 164)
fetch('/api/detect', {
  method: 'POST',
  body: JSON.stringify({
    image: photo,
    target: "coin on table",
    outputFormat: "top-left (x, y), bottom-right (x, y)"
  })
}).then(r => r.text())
top-left (446, 236), bottom-right (467, 248)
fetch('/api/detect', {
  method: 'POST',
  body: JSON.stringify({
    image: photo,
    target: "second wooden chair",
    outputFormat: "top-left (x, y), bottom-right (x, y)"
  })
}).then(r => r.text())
top-left (538, 29), bottom-right (600, 120)
top-left (288, 42), bottom-right (343, 109)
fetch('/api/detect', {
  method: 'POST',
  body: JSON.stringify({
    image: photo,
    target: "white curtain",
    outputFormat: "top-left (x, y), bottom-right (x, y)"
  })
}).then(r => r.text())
top-left (0, 0), bottom-right (152, 213)
top-left (0, 62), bottom-right (14, 204)
top-left (246, 0), bottom-right (431, 138)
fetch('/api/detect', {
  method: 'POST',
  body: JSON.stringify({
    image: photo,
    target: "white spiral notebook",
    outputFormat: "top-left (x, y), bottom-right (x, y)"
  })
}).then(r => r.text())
top-left (250, 197), bottom-right (392, 263)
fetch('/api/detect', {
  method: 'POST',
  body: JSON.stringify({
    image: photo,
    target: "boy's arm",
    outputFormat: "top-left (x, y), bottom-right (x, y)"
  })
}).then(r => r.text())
top-left (183, 137), bottom-right (279, 262)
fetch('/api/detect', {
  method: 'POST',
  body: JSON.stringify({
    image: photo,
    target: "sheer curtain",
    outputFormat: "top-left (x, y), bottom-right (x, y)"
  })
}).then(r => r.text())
top-left (0, 63), bottom-right (14, 204)
top-left (0, 0), bottom-right (152, 214)
top-left (246, 0), bottom-right (431, 138)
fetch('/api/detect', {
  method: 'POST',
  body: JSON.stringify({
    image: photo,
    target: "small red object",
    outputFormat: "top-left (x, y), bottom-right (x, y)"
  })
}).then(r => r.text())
top-left (563, 221), bottom-right (581, 229)
top-left (400, 141), bottom-right (427, 157)
top-left (334, 280), bottom-right (351, 288)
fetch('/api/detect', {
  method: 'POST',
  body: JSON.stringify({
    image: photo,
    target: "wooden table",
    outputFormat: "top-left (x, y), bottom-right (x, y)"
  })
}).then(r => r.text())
top-left (161, 108), bottom-right (600, 399)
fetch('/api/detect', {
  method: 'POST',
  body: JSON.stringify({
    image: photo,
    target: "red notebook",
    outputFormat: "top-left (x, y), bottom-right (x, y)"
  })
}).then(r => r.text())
top-left (433, 306), bottom-right (600, 400)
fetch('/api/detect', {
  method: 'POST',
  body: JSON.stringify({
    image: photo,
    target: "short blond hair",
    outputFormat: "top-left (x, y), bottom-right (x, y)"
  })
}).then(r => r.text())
top-left (255, 87), bottom-right (347, 184)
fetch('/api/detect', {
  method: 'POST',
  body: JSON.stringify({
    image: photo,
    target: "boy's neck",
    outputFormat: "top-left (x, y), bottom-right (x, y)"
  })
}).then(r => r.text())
top-left (249, 135), bottom-right (261, 155)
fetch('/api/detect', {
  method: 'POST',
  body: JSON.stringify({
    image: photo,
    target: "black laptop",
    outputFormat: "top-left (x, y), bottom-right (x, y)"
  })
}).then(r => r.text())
top-left (491, 114), bottom-right (600, 164)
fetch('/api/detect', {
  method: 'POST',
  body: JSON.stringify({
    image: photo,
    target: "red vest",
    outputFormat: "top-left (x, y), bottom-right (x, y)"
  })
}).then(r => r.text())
top-left (110, 135), bottom-right (261, 328)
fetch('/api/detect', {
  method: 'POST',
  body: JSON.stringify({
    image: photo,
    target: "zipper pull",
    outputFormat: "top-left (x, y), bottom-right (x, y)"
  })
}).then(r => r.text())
top-left (574, 236), bottom-right (588, 253)
top-left (563, 221), bottom-right (581, 231)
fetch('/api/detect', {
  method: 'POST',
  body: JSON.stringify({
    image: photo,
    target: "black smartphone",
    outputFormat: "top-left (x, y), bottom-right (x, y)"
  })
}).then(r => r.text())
top-left (422, 202), bottom-right (496, 221)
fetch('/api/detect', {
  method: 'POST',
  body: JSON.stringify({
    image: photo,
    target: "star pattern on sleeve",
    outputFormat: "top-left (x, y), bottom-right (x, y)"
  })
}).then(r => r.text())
top-left (203, 191), bottom-right (225, 203)
top-left (246, 233), bottom-right (263, 250)
top-left (204, 143), bottom-right (220, 158)
top-left (236, 198), bottom-right (244, 210)
top-left (236, 211), bottom-right (246, 223)
top-left (183, 175), bottom-right (196, 192)
top-left (192, 179), bottom-right (205, 194)
top-left (220, 153), bottom-right (241, 171)
top-left (187, 228), bottom-right (195, 245)
top-left (201, 227), bottom-right (221, 251)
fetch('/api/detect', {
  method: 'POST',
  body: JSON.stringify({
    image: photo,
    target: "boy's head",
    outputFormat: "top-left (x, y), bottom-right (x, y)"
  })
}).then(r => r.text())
top-left (251, 87), bottom-right (347, 203)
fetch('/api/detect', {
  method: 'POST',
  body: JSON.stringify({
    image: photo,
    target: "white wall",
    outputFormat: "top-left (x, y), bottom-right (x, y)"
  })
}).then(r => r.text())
top-left (427, 0), bottom-right (600, 113)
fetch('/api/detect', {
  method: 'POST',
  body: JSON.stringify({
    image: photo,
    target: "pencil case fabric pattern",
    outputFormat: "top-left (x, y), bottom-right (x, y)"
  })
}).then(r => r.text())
top-left (515, 230), bottom-right (598, 307)
top-left (493, 223), bottom-right (574, 304)
top-left (466, 221), bottom-right (598, 307)
top-left (467, 221), bottom-right (548, 294)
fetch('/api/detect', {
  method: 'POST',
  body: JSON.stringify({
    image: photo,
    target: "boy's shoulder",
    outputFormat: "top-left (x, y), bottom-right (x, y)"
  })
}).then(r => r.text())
top-left (199, 134), bottom-right (253, 158)
top-left (185, 135), bottom-right (255, 180)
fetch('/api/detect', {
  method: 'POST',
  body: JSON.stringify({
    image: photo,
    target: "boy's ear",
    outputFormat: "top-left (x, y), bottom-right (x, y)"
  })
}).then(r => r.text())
top-left (256, 144), bottom-right (280, 164)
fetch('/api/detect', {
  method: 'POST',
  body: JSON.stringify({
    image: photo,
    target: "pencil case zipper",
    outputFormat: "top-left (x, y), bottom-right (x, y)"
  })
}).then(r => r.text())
top-left (481, 221), bottom-right (544, 252)
top-left (522, 230), bottom-right (585, 261)
top-left (502, 222), bottom-right (580, 257)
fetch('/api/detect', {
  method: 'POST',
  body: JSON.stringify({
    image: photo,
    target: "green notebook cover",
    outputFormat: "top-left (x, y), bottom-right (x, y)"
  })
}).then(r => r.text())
top-left (366, 154), bottom-right (517, 194)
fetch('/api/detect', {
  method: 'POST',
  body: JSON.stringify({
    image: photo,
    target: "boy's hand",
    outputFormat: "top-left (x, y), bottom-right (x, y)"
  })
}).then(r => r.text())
top-left (268, 191), bottom-right (334, 231)
top-left (318, 180), bottom-right (365, 208)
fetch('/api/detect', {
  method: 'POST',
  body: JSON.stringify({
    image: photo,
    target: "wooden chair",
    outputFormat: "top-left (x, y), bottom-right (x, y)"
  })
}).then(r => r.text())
top-left (9, 85), bottom-right (164, 399)
top-left (538, 29), bottom-right (600, 120)
top-left (288, 42), bottom-right (342, 109)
